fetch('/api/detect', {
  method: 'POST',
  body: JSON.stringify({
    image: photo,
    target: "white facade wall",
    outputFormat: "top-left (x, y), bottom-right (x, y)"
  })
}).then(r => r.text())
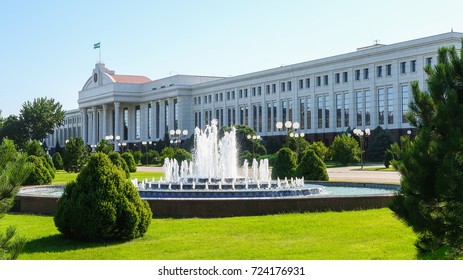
top-left (45, 32), bottom-right (463, 148)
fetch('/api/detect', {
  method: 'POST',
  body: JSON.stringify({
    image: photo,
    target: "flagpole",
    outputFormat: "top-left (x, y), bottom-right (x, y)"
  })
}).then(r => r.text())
top-left (99, 45), bottom-right (101, 63)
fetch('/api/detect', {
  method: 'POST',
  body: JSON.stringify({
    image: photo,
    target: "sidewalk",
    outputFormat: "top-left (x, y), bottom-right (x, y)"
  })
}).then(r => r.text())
top-left (137, 164), bottom-right (401, 185)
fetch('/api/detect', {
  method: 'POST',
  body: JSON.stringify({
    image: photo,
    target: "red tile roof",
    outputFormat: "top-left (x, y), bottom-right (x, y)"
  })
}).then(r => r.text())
top-left (109, 74), bottom-right (151, 84)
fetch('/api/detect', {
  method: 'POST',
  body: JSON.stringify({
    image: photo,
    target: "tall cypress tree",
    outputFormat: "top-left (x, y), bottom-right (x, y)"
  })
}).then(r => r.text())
top-left (390, 39), bottom-right (463, 258)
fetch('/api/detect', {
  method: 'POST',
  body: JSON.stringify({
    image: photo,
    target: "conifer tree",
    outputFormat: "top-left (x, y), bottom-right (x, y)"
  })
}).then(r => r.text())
top-left (390, 40), bottom-right (463, 258)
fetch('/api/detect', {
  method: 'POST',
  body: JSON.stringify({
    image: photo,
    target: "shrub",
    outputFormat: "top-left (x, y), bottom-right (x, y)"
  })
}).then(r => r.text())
top-left (174, 148), bottom-right (192, 163)
top-left (132, 150), bottom-right (142, 165)
top-left (52, 152), bottom-right (64, 170)
top-left (160, 147), bottom-right (175, 161)
top-left (54, 153), bottom-right (152, 241)
top-left (122, 152), bottom-right (137, 173)
top-left (367, 126), bottom-right (393, 162)
top-left (63, 137), bottom-right (85, 173)
top-left (295, 150), bottom-right (329, 181)
top-left (140, 150), bottom-right (160, 165)
top-left (271, 148), bottom-right (297, 179)
top-left (330, 134), bottom-right (361, 165)
top-left (108, 152), bottom-right (130, 178)
top-left (307, 141), bottom-right (329, 161)
top-left (23, 155), bottom-right (53, 185)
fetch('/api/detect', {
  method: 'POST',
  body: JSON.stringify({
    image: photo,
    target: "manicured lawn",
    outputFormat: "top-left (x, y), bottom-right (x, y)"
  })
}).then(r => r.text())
top-left (52, 170), bottom-right (163, 185)
top-left (1, 208), bottom-right (417, 260)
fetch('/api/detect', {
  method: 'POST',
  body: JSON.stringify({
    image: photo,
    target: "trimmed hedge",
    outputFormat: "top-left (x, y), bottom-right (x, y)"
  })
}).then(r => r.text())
top-left (295, 149), bottom-right (329, 181)
top-left (271, 148), bottom-right (297, 179)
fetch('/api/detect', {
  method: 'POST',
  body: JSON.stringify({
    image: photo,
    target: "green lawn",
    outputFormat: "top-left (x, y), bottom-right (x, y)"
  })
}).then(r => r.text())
top-left (1, 208), bottom-right (417, 260)
top-left (52, 170), bottom-right (163, 185)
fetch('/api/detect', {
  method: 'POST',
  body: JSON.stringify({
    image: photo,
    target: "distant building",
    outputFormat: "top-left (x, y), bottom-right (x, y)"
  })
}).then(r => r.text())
top-left (45, 32), bottom-right (462, 150)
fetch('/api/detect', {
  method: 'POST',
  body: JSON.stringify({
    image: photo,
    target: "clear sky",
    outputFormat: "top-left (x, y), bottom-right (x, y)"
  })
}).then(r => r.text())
top-left (1, 0), bottom-right (462, 117)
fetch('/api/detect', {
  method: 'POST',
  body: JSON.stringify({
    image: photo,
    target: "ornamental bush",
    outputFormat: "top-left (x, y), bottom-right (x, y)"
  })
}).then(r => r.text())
top-left (122, 152), bottom-right (137, 173)
top-left (329, 134), bottom-right (361, 165)
top-left (52, 152), bottom-right (64, 170)
top-left (23, 155), bottom-right (53, 185)
top-left (108, 152), bottom-right (130, 178)
top-left (271, 147), bottom-right (297, 179)
top-left (295, 149), bottom-right (329, 181)
top-left (54, 152), bottom-right (152, 241)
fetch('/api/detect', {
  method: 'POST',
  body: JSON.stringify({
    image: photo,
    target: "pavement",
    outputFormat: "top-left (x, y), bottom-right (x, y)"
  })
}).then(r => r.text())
top-left (137, 164), bottom-right (401, 185)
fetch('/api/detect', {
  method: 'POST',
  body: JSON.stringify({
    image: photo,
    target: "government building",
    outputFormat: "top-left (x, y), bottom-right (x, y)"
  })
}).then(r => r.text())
top-left (45, 32), bottom-right (462, 150)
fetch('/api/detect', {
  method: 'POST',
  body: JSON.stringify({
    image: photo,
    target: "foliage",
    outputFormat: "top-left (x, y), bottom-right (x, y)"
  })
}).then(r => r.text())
top-left (54, 153), bottom-right (152, 241)
top-left (257, 154), bottom-right (277, 167)
top-left (384, 141), bottom-right (402, 168)
top-left (108, 152), bottom-right (130, 178)
top-left (23, 155), bottom-right (53, 185)
top-left (329, 134), bottom-right (361, 165)
top-left (160, 147), bottom-right (175, 162)
top-left (140, 150), bottom-right (160, 165)
top-left (307, 141), bottom-right (329, 161)
top-left (131, 150), bottom-right (142, 165)
top-left (220, 125), bottom-right (266, 160)
top-left (122, 152), bottom-right (137, 173)
top-left (271, 147), bottom-right (297, 179)
top-left (295, 149), bottom-right (329, 181)
top-left (25, 140), bottom-right (55, 177)
top-left (367, 126), bottom-right (394, 162)
top-left (0, 139), bottom-right (32, 259)
top-left (0, 115), bottom-right (28, 148)
top-left (95, 139), bottom-right (113, 154)
top-left (173, 148), bottom-right (192, 163)
top-left (19, 97), bottom-right (65, 141)
top-left (63, 137), bottom-right (86, 173)
top-left (390, 41), bottom-right (463, 258)
top-left (52, 152), bottom-right (64, 170)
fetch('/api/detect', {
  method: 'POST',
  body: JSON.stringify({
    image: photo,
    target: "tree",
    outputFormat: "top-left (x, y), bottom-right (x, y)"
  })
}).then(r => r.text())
top-left (108, 152), bottom-right (130, 178)
top-left (220, 125), bottom-right (266, 161)
top-left (390, 41), bottom-right (463, 258)
top-left (52, 152), bottom-right (64, 170)
top-left (19, 97), bottom-right (65, 141)
top-left (271, 147), bottom-right (297, 179)
top-left (367, 126), bottom-right (393, 162)
top-left (54, 152), bottom-right (152, 241)
top-left (24, 140), bottom-right (55, 185)
top-left (95, 139), bottom-right (113, 154)
top-left (121, 152), bottom-right (137, 173)
top-left (63, 137), bottom-right (85, 173)
top-left (329, 134), bottom-right (361, 165)
top-left (295, 149), bottom-right (329, 181)
top-left (0, 139), bottom-right (32, 259)
top-left (0, 115), bottom-right (28, 148)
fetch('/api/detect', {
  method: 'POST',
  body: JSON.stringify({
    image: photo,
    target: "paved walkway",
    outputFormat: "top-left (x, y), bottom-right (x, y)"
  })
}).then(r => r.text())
top-left (137, 164), bottom-right (401, 185)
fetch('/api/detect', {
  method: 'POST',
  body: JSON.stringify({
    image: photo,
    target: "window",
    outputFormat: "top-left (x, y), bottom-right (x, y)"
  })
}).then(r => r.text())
top-left (288, 100), bottom-right (293, 122)
top-left (272, 84), bottom-right (276, 93)
top-left (343, 72), bottom-right (348, 82)
top-left (306, 97), bottom-right (312, 129)
top-left (232, 91), bottom-right (235, 99)
top-left (363, 68), bottom-right (369, 79)
top-left (386, 64), bottom-right (392, 76)
top-left (208, 95), bottom-right (211, 103)
top-left (365, 90), bottom-right (371, 126)
top-left (194, 97), bottom-right (197, 105)
top-left (344, 92), bottom-right (349, 127)
top-left (281, 82), bottom-right (286, 92)
top-left (377, 66), bottom-right (382, 78)
top-left (244, 89), bottom-right (248, 98)
top-left (204, 96), bottom-right (208, 104)
top-left (400, 62), bottom-right (406, 74)
top-left (335, 73), bottom-right (340, 84)
top-left (317, 96), bottom-right (323, 129)
top-left (227, 92), bottom-right (230, 100)
top-left (410, 60), bottom-right (416, 72)
top-left (402, 84), bottom-right (409, 123)
top-left (299, 79), bottom-right (304, 89)
top-left (135, 105), bottom-right (140, 140)
top-left (282, 100), bottom-right (287, 123)
top-left (252, 87), bottom-right (256, 96)
top-left (239, 90), bottom-right (243, 98)
top-left (355, 70), bottom-right (360, 80)
top-left (266, 85), bottom-right (270, 94)
top-left (387, 87), bottom-right (394, 124)
top-left (215, 93), bottom-right (218, 102)
top-left (198, 96), bottom-right (201, 104)
top-left (336, 94), bottom-right (342, 127)
top-left (316, 76), bottom-right (321, 86)
top-left (378, 88), bottom-right (385, 125)
top-left (299, 98), bottom-right (305, 129)
top-left (257, 86), bottom-right (262, 95)
top-left (287, 81), bottom-right (292, 91)
top-left (306, 78), bottom-right (311, 88)
top-left (267, 103), bottom-right (272, 132)
top-left (426, 57), bottom-right (432, 67)
top-left (324, 75), bottom-right (328, 86)
top-left (356, 90), bottom-right (363, 126)
top-left (325, 95), bottom-right (330, 128)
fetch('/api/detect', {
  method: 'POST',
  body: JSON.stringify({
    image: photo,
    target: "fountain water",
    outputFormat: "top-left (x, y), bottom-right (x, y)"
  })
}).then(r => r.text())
top-left (136, 120), bottom-right (326, 198)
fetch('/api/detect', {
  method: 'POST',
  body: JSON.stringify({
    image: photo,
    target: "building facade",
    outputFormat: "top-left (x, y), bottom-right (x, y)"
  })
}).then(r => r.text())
top-left (45, 32), bottom-right (462, 149)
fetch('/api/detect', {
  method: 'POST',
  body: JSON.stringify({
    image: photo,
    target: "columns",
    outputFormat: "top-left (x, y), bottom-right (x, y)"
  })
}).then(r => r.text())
top-left (102, 104), bottom-right (108, 138)
top-left (150, 101), bottom-right (156, 139)
top-left (81, 108), bottom-right (88, 145)
top-left (114, 102), bottom-right (120, 151)
top-left (92, 106), bottom-right (97, 148)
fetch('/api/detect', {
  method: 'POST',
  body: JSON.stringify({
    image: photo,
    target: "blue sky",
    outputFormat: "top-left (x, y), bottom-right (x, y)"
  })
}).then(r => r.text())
top-left (1, 0), bottom-right (462, 117)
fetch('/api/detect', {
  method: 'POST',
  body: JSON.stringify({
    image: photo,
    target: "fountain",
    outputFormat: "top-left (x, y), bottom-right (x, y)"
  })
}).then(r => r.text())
top-left (135, 119), bottom-right (326, 198)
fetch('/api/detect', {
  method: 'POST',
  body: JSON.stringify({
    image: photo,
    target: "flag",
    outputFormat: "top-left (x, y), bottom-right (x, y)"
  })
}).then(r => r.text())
top-left (94, 42), bottom-right (100, 49)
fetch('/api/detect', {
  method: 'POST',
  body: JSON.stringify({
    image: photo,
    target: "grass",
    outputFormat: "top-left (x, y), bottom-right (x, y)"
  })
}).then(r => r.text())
top-left (362, 166), bottom-right (396, 171)
top-left (52, 170), bottom-right (163, 185)
top-left (0, 208), bottom-right (417, 260)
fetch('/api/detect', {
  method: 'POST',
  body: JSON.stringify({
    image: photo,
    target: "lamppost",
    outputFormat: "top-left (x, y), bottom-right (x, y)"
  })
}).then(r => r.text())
top-left (142, 141), bottom-right (152, 165)
top-left (275, 121), bottom-right (300, 136)
top-left (105, 135), bottom-right (121, 151)
top-left (169, 129), bottom-right (188, 147)
top-left (289, 131), bottom-right (305, 155)
top-left (246, 134), bottom-right (261, 155)
top-left (353, 128), bottom-right (371, 169)
top-left (118, 142), bottom-right (127, 153)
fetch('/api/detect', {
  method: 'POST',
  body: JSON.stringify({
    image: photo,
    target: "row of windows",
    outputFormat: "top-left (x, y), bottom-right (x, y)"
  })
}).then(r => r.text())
top-left (193, 84), bottom-right (410, 132)
top-left (193, 58), bottom-right (431, 106)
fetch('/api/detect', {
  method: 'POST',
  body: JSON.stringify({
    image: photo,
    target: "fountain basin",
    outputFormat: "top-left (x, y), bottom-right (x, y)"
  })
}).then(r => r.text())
top-left (14, 182), bottom-right (398, 218)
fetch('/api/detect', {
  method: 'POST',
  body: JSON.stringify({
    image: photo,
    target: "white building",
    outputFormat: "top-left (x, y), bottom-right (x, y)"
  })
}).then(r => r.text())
top-left (45, 31), bottom-right (462, 150)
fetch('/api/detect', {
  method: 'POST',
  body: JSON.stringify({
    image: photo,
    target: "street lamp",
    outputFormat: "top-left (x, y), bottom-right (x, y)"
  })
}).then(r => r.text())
top-left (353, 128), bottom-right (371, 169)
top-left (169, 128), bottom-right (188, 147)
top-left (247, 134), bottom-right (261, 155)
top-left (105, 135), bottom-right (121, 151)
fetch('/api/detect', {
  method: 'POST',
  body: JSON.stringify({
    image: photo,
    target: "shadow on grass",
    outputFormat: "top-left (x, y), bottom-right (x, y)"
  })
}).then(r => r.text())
top-left (23, 234), bottom-right (123, 254)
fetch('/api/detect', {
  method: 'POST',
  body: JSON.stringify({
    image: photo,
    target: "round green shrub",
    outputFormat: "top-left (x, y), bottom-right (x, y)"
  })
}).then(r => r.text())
top-left (330, 134), bottom-right (361, 165)
top-left (23, 155), bottom-right (53, 185)
top-left (140, 150), bottom-right (160, 165)
top-left (173, 148), bottom-right (192, 163)
top-left (52, 152), bottom-right (64, 170)
top-left (122, 152), bottom-right (137, 173)
top-left (271, 147), bottom-right (297, 179)
top-left (54, 152), bottom-right (152, 241)
top-left (108, 152), bottom-right (130, 178)
top-left (132, 150), bottom-right (142, 165)
top-left (295, 149), bottom-right (329, 181)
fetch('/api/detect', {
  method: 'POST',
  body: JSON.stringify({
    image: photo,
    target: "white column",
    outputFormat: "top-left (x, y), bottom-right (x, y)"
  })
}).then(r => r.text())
top-left (150, 101), bottom-right (156, 140)
top-left (102, 104), bottom-right (108, 138)
top-left (81, 108), bottom-right (88, 145)
top-left (159, 101), bottom-right (165, 138)
top-left (114, 102), bottom-right (120, 151)
top-left (92, 106), bottom-right (97, 148)
top-left (140, 103), bottom-right (148, 141)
